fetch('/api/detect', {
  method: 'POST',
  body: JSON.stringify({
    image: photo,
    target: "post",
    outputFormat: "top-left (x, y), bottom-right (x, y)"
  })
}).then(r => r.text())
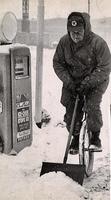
top-left (22, 0), bottom-right (30, 32)
top-left (88, 0), bottom-right (90, 15)
top-left (35, 0), bottom-right (44, 128)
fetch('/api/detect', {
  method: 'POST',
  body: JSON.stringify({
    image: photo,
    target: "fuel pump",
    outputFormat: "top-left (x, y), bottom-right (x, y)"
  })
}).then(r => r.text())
top-left (0, 12), bottom-right (32, 154)
top-left (0, 45), bottom-right (32, 154)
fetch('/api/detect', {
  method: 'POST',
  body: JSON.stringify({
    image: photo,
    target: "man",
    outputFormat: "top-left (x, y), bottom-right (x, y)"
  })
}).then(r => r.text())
top-left (53, 12), bottom-right (111, 154)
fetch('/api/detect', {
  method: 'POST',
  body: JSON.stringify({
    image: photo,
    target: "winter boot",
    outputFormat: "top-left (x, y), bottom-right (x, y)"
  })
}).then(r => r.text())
top-left (89, 131), bottom-right (102, 152)
top-left (69, 135), bottom-right (79, 155)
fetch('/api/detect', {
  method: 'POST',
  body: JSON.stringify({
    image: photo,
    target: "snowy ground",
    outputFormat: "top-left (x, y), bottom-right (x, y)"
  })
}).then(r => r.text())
top-left (0, 46), bottom-right (110, 200)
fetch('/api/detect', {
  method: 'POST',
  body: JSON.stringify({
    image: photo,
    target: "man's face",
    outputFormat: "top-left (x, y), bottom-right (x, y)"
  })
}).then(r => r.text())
top-left (70, 29), bottom-right (85, 43)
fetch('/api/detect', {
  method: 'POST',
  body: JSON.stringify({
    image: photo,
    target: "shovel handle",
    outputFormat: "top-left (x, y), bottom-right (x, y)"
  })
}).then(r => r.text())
top-left (63, 94), bottom-right (79, 163)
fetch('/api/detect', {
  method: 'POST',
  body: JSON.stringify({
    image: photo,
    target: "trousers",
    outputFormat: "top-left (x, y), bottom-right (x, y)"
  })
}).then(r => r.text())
top-left (63, 80), bottom-right (109, 135)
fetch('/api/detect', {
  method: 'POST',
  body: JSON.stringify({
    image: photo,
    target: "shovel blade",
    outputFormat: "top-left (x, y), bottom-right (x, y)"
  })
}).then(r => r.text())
top-left (40, 162), bottom-right (85, 185)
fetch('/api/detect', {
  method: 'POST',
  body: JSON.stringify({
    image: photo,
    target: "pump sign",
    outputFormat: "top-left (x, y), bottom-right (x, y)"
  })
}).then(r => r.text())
top-left (16, 96), bottom-right (31, 142)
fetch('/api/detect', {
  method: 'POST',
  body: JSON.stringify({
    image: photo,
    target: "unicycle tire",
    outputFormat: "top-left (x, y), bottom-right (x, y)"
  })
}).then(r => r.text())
top-left (79, 121), bottom-right (94, 177)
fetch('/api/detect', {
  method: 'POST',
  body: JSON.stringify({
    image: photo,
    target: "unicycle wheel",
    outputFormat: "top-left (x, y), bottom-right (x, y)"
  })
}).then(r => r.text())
top-left (79, 121), bottom-right (94, 177)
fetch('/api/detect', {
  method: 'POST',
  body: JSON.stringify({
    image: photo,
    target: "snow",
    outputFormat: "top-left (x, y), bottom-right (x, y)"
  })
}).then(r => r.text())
top-left (0, 46), bottom-right (110, 200)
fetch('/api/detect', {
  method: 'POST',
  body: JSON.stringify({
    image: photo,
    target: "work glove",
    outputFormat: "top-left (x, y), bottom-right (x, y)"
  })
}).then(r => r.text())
top-left (76, 84), bottom-right (88, 95)
top-left (76, 76), bottom-right (90, 95)
top-left (67, 81), bottom-right (76, 94)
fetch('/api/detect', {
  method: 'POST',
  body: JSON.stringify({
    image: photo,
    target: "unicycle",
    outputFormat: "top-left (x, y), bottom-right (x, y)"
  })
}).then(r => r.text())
top-left (79, 99), bottom-right (94, 177)
top-left (67, 94), bottom-right (94, 177)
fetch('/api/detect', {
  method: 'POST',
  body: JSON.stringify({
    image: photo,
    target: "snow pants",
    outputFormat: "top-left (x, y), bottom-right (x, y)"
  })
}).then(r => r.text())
top-left (63, 80), bottom-right (109, 135)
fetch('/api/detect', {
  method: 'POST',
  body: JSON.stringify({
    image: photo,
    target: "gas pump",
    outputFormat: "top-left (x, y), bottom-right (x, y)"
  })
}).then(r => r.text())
top-left (0, 45), bottom-right (32, 153)
top-left (0, 12), bottom-right (32, 154)
top-left (0, 45), bottom-right (32, 154)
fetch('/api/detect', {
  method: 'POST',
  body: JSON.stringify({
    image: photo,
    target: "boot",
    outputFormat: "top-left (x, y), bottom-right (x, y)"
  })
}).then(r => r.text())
top-left (89, 131), bottom-right (102, 152)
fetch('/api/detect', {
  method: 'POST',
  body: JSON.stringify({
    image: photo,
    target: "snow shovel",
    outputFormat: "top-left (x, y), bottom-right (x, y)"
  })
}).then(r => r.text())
top-left (40, 95), bottom-right (85, 185)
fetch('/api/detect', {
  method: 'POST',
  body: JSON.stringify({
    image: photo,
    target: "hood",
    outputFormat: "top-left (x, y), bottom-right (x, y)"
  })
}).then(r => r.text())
top-left (67, 12), bottom-right (91, 41)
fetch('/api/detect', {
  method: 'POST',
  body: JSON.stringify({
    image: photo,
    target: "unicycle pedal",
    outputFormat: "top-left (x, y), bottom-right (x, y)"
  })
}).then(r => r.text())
top-left (84, 147), bottom-right (102, 152)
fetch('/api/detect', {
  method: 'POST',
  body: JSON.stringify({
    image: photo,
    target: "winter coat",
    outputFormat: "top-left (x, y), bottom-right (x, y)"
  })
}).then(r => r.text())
top-left (53, 12), bottom-right (111, 106)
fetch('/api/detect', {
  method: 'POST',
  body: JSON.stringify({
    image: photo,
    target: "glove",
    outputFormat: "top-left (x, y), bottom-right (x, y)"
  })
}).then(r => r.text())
top-left (76, 82), bottom-right (90, 95)
top-left (76, 84), bottom-right (86, 95)
top-left (68, 81), bottom-right (76, 93)
top-left (76, 76), bottom-right (90, 95)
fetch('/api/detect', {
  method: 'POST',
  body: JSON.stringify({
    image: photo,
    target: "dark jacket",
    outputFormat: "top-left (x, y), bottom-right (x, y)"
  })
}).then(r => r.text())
top-left (53, 12), bottom-right (111, 106)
